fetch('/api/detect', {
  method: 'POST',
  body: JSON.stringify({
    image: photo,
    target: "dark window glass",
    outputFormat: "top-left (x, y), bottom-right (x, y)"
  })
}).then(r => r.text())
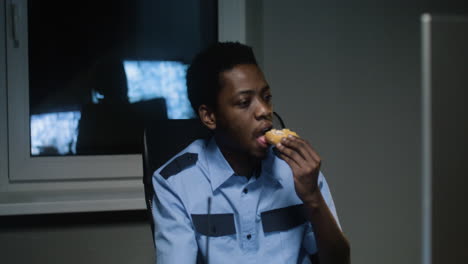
top-left (27, 0), bottom-right (217, 156)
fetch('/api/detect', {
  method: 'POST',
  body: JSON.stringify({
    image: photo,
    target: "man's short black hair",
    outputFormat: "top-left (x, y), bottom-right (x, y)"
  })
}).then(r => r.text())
top-left (186, 42), bottom-right (258, 114)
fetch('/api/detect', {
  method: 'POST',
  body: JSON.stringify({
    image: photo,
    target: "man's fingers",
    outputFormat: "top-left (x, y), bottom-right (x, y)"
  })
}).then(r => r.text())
top-left (276, 143), bottom-right (303, 167)
top-left (281, 136), bottom-right (317, 163)
top-left (276, 151), bottom-right (301, 170)
top-left (303, 139), bottom-right (321, 162)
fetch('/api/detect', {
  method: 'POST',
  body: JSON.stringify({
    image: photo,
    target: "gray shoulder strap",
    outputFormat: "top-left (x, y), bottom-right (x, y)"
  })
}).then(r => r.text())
top-left (160, 152), bottom-right (198, 179)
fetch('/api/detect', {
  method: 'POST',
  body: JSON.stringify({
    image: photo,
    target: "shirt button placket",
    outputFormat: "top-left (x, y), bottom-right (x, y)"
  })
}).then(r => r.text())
top-left (240, 185), bottom-right (256, 258)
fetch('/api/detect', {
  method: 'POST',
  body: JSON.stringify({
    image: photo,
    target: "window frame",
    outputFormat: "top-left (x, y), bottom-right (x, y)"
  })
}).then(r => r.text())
top-left (0, 0), bottom-right (247, 215)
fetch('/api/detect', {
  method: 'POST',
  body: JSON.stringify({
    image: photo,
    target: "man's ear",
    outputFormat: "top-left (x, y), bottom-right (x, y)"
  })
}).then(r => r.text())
top-left (198, 104), bottom-right (216, 130)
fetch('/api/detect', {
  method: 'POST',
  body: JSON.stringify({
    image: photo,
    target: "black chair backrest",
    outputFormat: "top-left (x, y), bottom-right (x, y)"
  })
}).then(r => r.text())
top-left (142, 118), bottom-right (211, 242)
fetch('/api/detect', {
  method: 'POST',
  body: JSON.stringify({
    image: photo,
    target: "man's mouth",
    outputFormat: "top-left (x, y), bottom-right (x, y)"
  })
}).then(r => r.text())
top-left (257, 135), bottom-right (268, 147)
top-left (256, 126), bottom-right (273, 148)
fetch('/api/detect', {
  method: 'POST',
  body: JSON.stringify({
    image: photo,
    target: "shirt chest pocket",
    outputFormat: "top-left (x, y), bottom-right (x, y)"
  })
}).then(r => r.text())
top-left (261, 204), bottom-right (308, 258)
top-left (191, 213), bottom-right (238, 261)
top-left (191, 213), bottom-right (237, 245)
top-left (191, 213), bottom-right (236, 237)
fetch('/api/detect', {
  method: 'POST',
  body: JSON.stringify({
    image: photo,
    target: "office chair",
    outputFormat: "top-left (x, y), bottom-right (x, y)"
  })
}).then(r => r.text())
top-left (142, 118), bottom-right (211, 243)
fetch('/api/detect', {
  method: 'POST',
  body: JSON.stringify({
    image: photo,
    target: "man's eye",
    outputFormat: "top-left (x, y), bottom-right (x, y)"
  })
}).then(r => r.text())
top-left (238, 100), bottom-right (250, 108)
top-left (264, 94), bottom-right (272, 102)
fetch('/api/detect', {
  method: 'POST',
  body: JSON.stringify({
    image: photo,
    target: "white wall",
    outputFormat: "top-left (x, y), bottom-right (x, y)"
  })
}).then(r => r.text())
top-left (255, 1), bottom-right (468, 263)
top-left (0, 212), bottom-right (155, 264)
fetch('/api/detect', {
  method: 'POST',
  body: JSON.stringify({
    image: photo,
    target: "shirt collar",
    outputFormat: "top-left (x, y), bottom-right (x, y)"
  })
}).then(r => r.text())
top-left (205, 138), bottom-right (235, 191)
top-left (205, 138), bottom-right (282, 191)
top-left (261, 147), bottom-right (284, 187)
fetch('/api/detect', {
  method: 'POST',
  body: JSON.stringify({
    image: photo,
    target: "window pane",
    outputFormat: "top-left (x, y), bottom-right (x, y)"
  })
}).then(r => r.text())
top-left (27, 0), bottom-right (217, 156)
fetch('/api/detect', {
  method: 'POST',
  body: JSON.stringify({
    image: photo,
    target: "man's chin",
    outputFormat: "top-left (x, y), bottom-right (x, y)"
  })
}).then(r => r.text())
top-left (252, 148), bottom-right (269, 160)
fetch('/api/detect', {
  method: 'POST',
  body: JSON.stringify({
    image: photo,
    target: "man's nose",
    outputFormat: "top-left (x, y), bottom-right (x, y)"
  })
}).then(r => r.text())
top-left (255, 99), bottom-right (272, 120)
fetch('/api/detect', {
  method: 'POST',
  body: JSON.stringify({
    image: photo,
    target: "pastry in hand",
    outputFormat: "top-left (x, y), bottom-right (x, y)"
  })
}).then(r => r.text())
top-left (264, 129), bottom-right (299, 145)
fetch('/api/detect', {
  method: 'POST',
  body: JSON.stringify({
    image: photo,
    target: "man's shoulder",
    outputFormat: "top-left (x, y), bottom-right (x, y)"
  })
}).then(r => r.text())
top-left (154, 139), bottom-right (208, 182)
top-left (159, 152), bottom-right (199, 179)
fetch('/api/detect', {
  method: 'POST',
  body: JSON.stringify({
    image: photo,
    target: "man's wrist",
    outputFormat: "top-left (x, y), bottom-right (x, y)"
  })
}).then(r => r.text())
top-left (301, 189), bottom-right (325, 211)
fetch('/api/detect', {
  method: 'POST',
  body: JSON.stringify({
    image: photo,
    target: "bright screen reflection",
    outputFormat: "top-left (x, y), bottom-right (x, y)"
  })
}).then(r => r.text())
top-left (123, 60), bottom-right (195, 119)
top-left (30, 111), bottom-right (81, 155)
top-left (31, 60), bottom-right (195, 156)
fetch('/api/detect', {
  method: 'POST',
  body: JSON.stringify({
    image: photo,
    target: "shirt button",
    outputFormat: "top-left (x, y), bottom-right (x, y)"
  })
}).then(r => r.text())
top-left (246, 234), bottom-right (252, 240)
top-left (243, 188), bottom-right (248, 194)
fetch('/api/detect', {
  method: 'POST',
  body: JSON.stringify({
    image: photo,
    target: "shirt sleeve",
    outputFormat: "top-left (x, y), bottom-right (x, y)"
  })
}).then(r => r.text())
top-left (152, 172), bottom-right (198, 263)
top-left (302, 171), bottom-right (341, 255)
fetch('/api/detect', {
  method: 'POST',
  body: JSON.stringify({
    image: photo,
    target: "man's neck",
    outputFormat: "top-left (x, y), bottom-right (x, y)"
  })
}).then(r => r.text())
top-left (216, 142), bottom-right (260, 178)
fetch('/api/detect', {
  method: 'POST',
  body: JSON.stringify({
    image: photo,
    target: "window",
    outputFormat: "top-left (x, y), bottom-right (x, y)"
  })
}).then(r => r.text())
top-left (0, 0), bottom-right (247, 215)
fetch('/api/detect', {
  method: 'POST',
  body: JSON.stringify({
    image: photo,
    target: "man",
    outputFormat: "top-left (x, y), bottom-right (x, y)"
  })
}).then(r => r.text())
top-left (152, 42), bottom-right (350, 263)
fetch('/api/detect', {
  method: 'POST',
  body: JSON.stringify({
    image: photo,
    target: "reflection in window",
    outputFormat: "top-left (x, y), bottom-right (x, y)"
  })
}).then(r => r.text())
top-left (30, 111), bottom-right (81, 155)
top-left (30, 61), bottom-right (196, 156)
top-left (123, 60), bottom-right (195, 119)
top-left (26, 0), bottom-right (216, 157)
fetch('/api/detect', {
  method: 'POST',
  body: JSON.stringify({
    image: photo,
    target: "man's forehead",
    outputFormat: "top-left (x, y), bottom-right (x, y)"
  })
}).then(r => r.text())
top-left (219, 64), bottom-right (268, 93)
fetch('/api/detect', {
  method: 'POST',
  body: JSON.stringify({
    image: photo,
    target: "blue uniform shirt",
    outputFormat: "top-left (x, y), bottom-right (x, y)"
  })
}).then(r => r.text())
top-left (152, 138), bottom-right (340, 264)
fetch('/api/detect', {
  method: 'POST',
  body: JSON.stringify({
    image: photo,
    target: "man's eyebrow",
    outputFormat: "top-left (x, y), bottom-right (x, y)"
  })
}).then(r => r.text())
top-left (236, 85), bottom-right (270, 96)
top-left (261, 85), bottom-right (271, 93)
top-left (236, 90), bottom-right (255, 96)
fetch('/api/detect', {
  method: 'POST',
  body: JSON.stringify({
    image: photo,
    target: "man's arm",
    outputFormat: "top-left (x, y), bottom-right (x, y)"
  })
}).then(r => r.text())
top-left (152, 172), bottom-right (199, 263)
top-left (275, 136), bottom-right (350, 264)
